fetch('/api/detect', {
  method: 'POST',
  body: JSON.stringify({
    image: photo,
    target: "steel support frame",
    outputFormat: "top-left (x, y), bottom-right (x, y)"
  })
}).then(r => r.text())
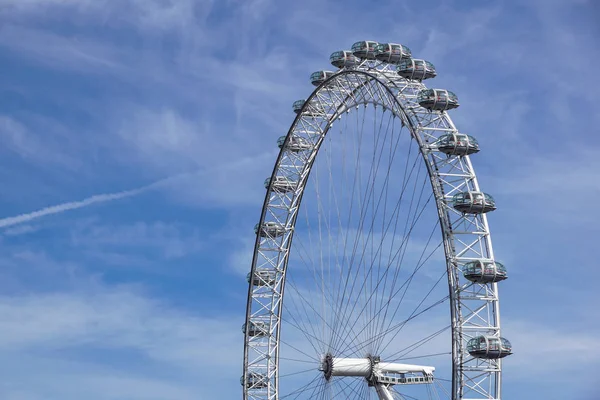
top-left (243, 61), bottom-right (503, 400)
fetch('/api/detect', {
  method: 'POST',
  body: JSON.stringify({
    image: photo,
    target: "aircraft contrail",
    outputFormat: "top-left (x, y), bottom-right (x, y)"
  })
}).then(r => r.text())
top-left (0, 173), bottom-right (183, 229)
top-left (0, 151), bottom-right (277, 230)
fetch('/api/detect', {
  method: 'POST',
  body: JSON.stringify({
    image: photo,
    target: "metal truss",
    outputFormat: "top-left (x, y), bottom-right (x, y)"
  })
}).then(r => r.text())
top-left (242, 59), bottom-right (505, 400)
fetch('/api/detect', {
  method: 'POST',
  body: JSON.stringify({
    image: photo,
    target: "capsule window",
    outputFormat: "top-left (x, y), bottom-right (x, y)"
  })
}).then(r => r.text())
top-left (398, 59), bottom-right (411, 69)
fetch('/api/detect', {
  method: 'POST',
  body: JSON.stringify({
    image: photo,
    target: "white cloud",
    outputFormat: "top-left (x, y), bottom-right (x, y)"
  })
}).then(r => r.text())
top-left (0, 25), bottom-right (131, 75)
top-left (1, 1), bottom-right (598, 398)
top-left (116, 108), bottom-right (207, 173)
top-left (0, 355), bottom-right (201, 400)
top-left (418, 4), bottom-right (502, 62)
top-left (0, 284), bottom-right (243, 399)
top-left (1, 0), bottom-right (207, 33)
top-left (71, 221), bottom-right (205, 260)
top-left (481, 147), bottom-right (600, 226)
top-left (0, 154), bottom-right (275, 229)
top-left (112, 105), bottom-right (279, 207)
top-left (1, 224), bottom-right (39, 236)
top-left (228, 235), bottom-right (256, 277)
top-left (0, 115), bottom-right (81, 168)
top-left (503, 318), bottom-right (600, 380)
top-left (0, 116), bottom-right (40, 159)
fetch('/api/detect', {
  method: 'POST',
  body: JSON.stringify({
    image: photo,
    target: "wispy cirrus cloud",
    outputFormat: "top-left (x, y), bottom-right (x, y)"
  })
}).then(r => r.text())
top-left (71, 220), bottom-right (206, 261)
top-left (0, 283), bottom-right (242, 399)
top-left (0, 0), bottom-right (597, 398)
top-left (0, 115), bottom-right (82, 168)
top-left (1, 0), bottom-right (206, 31)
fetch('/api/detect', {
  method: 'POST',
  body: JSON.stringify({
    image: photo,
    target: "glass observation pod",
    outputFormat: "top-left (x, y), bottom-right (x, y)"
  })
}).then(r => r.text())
top-left (241, 372), bottom-right (268, 389)
top-left (329, 50), bottom-right (360, 69)
top-left (254, 222), bottom-right (286, 238)
top-left (467, 336), bottom-right (512, 359)
top-left (375, 43), bottom-right (412, 64)
top-left (397, 59), bottom-right (437, 80)
top-left (351, 40), bottom-right (379, 59)
top-left (264, 176), bottom-right (297, 193)
top-left (463, 260), bottom-right (508, 284)
top-left (292, 99), bottom-right (327, 116)
top-left (247, 269), bottom-right (277, 286)
top-left (418, 89), bottom-right (460, 111)
top-left (292, 99), bottom-right (305, 114)
top-left (310, 70), bottom-right (336, 87)
top-left (452, 191), bottom-right (496, 214)
top-left (277, 135), bottom-right (313, 152)
top-left (242, 321), bottom-right (268, 337)
top-left (434, 133), bottom-right (480, 156)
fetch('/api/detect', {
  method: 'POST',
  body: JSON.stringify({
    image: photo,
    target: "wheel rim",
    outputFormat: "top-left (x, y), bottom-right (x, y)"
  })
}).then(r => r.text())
top-left (243, 52), bottom-right (509, 400)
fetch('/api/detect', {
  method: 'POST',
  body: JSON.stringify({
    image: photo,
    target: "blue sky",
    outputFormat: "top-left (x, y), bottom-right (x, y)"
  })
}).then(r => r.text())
top-left (0, 0), bottom-right (599, 399)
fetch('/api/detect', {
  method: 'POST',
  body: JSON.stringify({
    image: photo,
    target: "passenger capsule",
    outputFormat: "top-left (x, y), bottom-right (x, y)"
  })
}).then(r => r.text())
top-left (254, 222), bottom-right (286, 238)
top-left (292, 99), bottom-right (327, 116)
top-left (434, 133), bottom-right (480, 156)
top-left (463, 260), bottom-right (507, 283)
top-left (418, 89), bottom-right (459, 111)
top-left (292, 99), bottom-right (304, 114)
top-left (397, 59), bottom-right (436, 80)
top-left (264, 176), bottom-right (297, 193)
top-left (329, 50), bottom-right (360, 68)
top-left (351, 40), bottom-right (379, 59)
top-left (242, 321), bottom-right (268, 337)
top-left (247, 269), bottom-right (277, 286)
top-left (467, 336), bottom-right (512, 359)
top-left (277, 135), bottom-right (312, 152)
top-left (310, 70), bottom-right (336, 87)
top-left (375, 43), bottom-right (412, 63)
top-left (452, 191), bottom-right (496, 214)
top-left (241, 372), bottom-right (268, 389)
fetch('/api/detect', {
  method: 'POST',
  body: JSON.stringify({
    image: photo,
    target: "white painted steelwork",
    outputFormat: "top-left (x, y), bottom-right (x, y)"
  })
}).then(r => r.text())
top-left (242, 41), bottom-right (511, 400)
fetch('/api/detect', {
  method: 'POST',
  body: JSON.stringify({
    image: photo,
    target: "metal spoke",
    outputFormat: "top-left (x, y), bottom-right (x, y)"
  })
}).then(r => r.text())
top-left (243, 45), bottom-right (509, 400)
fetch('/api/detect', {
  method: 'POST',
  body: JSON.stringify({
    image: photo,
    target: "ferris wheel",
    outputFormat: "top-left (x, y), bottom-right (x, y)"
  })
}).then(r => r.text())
top-left (242, 40), bottom-right (512, 400)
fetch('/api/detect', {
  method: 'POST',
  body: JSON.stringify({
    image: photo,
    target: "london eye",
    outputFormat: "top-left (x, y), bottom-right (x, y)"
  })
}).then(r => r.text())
top-left (242, 40), bottom-right (512, 400)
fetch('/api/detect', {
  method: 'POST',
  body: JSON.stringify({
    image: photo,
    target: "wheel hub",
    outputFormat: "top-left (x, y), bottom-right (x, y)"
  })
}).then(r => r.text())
top-left (319, 353), bottom-right (435, 385)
